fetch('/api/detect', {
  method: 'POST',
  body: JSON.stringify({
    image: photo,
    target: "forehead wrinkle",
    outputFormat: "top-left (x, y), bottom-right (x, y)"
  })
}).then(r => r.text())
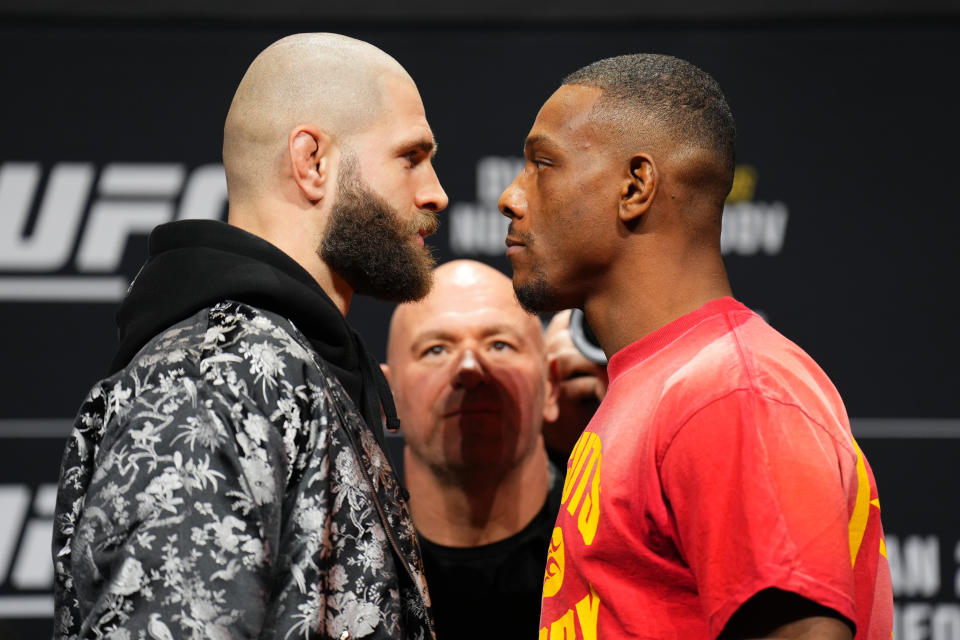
top-left (419, 315), bottom-right (527, 336)
top-left (420, 306), bottom-right (522, 333)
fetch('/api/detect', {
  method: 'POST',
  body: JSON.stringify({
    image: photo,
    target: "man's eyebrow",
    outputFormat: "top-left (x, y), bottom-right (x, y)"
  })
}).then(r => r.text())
top-left (411, 324), bottom-right (526, 349)
top-left (411, 328), bottom-right (453, 346)
top-left (523, 134), bottom-right (553, 154)
top-left (402, 137), bottom-right (438, 158)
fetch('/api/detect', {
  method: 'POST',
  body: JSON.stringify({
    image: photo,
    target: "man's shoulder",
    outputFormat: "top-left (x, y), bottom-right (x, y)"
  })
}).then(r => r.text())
top-left (604, 312), bottom-right (849, 447)
top-left (204, 301), bottom-right (317, 360)
top-left (122, 301), bottom-right (318, 376)
top-left (638, 311), bottom-right (836, 409)
top-left (663, 316), bottom-right (851, 451)
top-left (724, 317), bottom-right (847, 421)
top-left (68, 300), bottom-right (338, 480)
top-left (92, 300), bottom-right (334, 435)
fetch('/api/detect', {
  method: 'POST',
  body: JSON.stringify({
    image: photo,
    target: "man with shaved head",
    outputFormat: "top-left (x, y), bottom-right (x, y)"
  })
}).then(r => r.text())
top-left (499, 55), bottom-right (892, 639)
top-left (53, 33), bottom-right (446, 640)
top-left (383, 259), bottom-right (562, 638)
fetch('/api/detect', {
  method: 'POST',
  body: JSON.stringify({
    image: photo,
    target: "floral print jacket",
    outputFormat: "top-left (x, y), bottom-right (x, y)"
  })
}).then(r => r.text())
top-left (53, 301), bottom-right (434, 640)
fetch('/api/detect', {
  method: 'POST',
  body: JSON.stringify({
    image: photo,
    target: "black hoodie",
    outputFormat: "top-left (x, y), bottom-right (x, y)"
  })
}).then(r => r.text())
top-left (112, 219), bottom-right (400, 453)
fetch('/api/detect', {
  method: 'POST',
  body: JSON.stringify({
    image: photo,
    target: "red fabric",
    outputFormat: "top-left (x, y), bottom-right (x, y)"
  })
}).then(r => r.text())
top-left (539, 297), bottom-right (892, 639)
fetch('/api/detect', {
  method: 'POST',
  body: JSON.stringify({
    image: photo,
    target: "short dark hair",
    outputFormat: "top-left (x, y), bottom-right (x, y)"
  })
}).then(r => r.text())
top-left (563, 54), bottom-right (736, 187)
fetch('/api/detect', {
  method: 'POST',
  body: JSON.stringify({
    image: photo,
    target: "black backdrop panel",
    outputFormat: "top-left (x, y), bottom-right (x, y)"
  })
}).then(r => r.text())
top-left (0, 21), bottom-right (957, 639)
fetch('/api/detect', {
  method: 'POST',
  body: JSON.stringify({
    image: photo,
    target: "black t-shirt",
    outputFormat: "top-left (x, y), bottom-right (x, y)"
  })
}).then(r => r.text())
top-left (419, 465), bottom-right (563, 639)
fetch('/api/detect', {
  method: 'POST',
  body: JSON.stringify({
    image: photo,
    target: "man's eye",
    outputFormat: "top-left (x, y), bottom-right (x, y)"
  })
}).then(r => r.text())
top-left (490, 341), bottom-right (513, 352)
top-left (532, 158), bottom-right (550, 170)
top-left (421, 344), bottom-right (445, 357)
top-left (404, 151), bottom-right (422, 167)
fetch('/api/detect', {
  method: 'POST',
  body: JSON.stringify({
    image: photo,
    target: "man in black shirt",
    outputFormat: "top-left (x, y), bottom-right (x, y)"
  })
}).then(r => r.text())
top-left (384, 260), bottom-right (581, 637)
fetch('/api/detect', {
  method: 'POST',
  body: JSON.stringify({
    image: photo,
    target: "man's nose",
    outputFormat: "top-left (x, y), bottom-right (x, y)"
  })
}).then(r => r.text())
top-left (453, 348), bottom-right (485, 388)
top-left (498, 174), bottom-right (525, 220)
top-left (416, 164), bottom-right (449, 212)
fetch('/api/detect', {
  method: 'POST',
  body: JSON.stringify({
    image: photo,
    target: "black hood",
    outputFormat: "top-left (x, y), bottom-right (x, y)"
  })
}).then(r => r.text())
top-left (112, 219), bottom-right (400, 452)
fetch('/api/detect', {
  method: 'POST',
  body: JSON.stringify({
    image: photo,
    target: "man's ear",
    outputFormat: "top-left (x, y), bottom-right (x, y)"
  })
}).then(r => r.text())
top-left (541, 357), bottom-right (560, 424)
top-left (619, 153), bottom-right (657, 223)
top-left (289, 124), bottom-right (333, 202)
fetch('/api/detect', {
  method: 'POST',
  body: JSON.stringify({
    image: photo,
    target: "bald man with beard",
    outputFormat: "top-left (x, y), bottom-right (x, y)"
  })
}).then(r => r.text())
top-left (52, 34), bottom-right (446, 640)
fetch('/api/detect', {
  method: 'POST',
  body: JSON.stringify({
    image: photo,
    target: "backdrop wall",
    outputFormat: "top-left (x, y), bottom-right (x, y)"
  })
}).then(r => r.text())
top-left (1, 19), bottom-right (957, 639)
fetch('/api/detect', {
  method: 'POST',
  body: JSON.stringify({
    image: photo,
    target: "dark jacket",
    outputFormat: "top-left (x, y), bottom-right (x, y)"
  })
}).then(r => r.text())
top-left (53, 221), bottom-right (433, 640)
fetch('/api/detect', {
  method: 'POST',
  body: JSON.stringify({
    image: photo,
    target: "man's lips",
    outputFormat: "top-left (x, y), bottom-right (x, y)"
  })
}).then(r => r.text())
top-left (412, 210), bottom-right (439, 246)
top-left (505, 236), bottom-right (526, 256)
top-left (443, 403), bottom-right (501, 418)
top-left (414, 226), bottom-right (434, 246)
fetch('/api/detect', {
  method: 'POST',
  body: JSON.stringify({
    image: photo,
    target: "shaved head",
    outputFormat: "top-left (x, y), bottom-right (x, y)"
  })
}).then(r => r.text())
top-left (385, 259), bottom-right (555, 479)
top-left (388, 260), bottom-right (544, 363)
top-left (223, 33), bottom-right (411, 204)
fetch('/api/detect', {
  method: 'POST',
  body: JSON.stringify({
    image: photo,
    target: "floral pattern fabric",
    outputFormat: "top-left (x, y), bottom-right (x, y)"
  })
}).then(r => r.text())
top-left (53, 302), bottom-right (433, 640)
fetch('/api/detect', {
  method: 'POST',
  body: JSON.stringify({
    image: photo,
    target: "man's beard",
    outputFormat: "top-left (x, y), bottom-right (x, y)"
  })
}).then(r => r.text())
top-left (508, 226), bottom-right (560, 313)
top-left (514, 271), bottom-right (558, 314)
top-left (321, 157), bottom-right (438, 302)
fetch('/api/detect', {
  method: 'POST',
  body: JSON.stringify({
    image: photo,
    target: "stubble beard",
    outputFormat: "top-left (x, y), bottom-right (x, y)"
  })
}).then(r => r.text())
top-left (512, 248), bottom-right (563, 313)
top-left (513, 274), bottom-right (557, 314)
top-left (321, 156), bottom-right (438, 303)
top-left (507, 224), bottom-right (563, 313)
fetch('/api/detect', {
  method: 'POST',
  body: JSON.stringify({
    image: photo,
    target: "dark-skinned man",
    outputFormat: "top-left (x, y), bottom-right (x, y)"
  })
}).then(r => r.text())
top-left (498, 54), bottom-right (892, 640)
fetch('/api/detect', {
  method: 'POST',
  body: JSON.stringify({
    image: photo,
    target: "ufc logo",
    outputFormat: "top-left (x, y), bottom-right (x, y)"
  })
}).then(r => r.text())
top-left (0, 162), bottom-right (226, 300)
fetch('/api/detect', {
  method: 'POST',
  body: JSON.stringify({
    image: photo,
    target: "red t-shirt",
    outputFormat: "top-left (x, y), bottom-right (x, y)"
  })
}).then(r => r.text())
top-left (539, 297), bottom-right (892, 639)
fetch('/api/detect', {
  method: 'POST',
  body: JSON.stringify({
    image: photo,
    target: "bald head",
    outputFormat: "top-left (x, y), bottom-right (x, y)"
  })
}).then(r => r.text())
top-left (223, 33), bottom-right (412, 205)
top-left (388, 260), bottom-right (544, 363)
top-left (386, 259), bottom-right (557, 480)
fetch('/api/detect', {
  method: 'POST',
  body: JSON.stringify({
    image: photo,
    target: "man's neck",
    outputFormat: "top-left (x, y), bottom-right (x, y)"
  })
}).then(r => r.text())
top-left (587, 247), bottom-right (732, 357)
top-left (405, 445), bottom-right (551, 547)
top-left (228, 208), bottom-right (353, 315)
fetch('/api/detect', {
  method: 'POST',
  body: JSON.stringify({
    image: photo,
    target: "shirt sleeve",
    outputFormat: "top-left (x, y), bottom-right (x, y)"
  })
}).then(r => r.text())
top-left (658, 389), bottom-right (858, 638)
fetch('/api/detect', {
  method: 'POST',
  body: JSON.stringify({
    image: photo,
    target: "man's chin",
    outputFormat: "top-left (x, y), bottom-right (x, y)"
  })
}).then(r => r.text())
top-left (399, 274), bottom-right (434, 303)
top-left (352, 245), bottom-right (435, 302)
top-left (365, 277), bottom-right (432, 303)
top-left (513, 276), bottom-right (560, 314)
top-left (390, 248), bottom-right (435, 302)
